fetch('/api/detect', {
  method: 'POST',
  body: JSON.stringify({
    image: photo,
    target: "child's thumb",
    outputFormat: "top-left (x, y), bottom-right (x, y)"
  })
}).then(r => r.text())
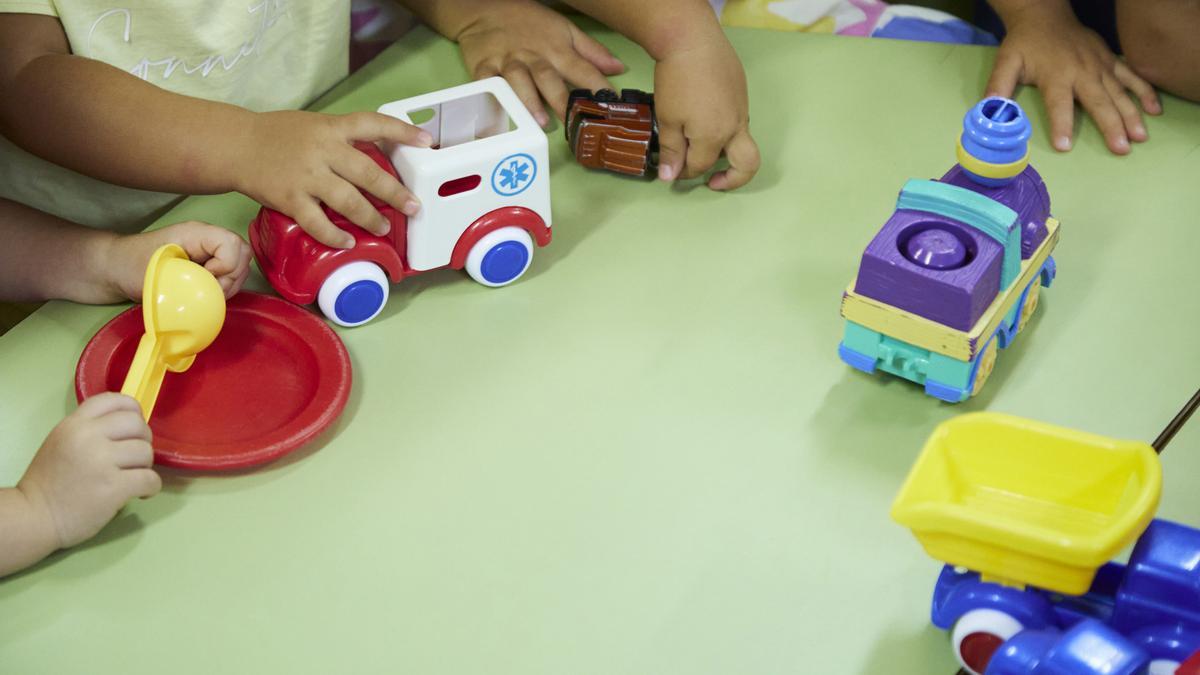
top-left (656, 123), bottom-right (686, 182)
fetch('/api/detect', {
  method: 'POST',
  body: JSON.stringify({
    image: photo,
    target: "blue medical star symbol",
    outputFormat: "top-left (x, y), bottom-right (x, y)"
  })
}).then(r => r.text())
top-left (492, 153), bottom-right (537, 196)
top-left (499, 159), bottom-right (530, 190)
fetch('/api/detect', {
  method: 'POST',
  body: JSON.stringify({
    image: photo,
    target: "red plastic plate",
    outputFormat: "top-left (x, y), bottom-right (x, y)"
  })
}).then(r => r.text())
top-left (76, 293), bottom-right (352, 471)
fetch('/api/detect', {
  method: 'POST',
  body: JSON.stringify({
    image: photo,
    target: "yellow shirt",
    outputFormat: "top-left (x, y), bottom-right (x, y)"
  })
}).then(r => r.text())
top-left (0, 1), bottom-right (350, 230)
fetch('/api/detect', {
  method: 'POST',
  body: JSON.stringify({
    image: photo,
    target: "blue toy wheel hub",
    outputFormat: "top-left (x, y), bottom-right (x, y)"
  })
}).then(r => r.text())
top-left (335, 279), bottom-right (385, 324)
top-left (480, 240), bottom-right (530, 284)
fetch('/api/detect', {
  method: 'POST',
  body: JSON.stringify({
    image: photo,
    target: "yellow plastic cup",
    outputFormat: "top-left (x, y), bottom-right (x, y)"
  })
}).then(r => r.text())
top-left (120, 244), bottom-right (226, 420)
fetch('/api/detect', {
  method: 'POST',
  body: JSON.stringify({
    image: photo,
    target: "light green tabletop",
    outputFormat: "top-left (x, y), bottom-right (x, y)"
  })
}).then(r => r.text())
top-left (2, 24), bottom-right (1199, 674)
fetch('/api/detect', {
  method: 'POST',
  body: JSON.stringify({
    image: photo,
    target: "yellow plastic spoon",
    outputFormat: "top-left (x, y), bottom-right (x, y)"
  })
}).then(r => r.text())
top-left (121, 244), bottom-right (226, 420)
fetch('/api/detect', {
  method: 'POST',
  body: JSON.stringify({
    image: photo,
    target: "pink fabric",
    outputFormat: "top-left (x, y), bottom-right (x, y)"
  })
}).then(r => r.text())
top-left (840, 0), bottom-right (888, 36)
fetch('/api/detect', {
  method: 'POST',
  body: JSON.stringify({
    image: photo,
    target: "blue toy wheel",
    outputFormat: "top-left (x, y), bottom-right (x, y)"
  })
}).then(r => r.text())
top-left (464, 226), bottom-right (535, 288)
top-left (335, 280), bottom-right (385, 324)
top-left (317, 261), bottom-right (390, 327)
top-left (480, 241), bottom-right (531, 285)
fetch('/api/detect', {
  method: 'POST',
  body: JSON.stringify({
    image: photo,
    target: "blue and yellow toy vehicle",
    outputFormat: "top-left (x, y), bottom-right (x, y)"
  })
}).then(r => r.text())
top-left (893, 413), bottom-right (1200, 674)
top-left (840, 98), bottom-right (1058, 402)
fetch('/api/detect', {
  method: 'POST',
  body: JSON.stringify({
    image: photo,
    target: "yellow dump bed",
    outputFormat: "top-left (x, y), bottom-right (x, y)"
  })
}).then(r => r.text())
top-left (891, 413), bottom-right (1162, 595)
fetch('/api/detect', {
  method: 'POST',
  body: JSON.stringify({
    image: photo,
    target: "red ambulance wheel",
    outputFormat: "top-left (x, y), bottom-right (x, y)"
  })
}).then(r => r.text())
top-left (951, 609), bottom-right (1024, 675)
top-left (465, 226), bottom-right (534, 288)
top-left (317, 261), bottom-right (389, 327)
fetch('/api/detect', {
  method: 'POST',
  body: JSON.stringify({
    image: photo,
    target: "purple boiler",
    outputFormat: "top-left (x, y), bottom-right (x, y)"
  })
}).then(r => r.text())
top-left (852, 164), bottom-right (1052, 331)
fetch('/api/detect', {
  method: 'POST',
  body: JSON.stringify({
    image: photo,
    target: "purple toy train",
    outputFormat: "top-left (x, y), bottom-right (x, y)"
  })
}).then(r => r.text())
top-left (839, 97), bottom-right (1059, 402)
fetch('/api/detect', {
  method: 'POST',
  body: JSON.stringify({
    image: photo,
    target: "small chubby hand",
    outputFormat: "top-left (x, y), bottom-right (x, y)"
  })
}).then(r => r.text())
top-left (653, 39), bottom-right (760, 191)
top-left (18, 393), bottom-right (161, 550)
top-left (986, 3), bottom-right (1160, 155)
top-left (456, 0), bottom-right (625, 125)
top-left (110, 221), bottom-right (253, 301)
top-left (236, 110), bottom-right (433, 248)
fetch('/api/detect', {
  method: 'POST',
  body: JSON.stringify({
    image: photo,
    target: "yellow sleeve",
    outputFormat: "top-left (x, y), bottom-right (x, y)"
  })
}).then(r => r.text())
top-left (0, 2), bottom-right (57, 15)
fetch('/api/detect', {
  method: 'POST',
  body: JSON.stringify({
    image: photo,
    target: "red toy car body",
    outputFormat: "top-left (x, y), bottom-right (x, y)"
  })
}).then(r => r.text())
top-left (249, 142), bottom-right (551, 326)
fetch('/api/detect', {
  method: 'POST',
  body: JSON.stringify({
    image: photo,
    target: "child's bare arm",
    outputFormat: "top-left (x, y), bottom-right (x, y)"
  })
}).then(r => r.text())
top-left (0, 14), bottom-right (431, 248)
top-left (0, 198), bottom-right (251, 304)
top-left (1, 393), bottom-right (159, 578)
top-left (986, 0), bottom-right (1160, 155)
top-left (399, 0), bottom-right (623, 125)
top-left (557, 0), bottom-right (760, 190)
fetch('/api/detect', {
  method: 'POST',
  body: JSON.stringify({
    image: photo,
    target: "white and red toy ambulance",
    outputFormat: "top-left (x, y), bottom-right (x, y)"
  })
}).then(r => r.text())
top-left (250, 77), bottom-right (552, 327)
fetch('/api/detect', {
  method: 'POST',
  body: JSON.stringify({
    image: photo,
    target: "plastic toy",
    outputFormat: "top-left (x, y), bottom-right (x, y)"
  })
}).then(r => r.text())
top-left (565, 88), bottom-right (657, 177)
top-left (121, 244), bottom-right (225, 419)
top-left (839, 97), bottom-right (1058, 402)
top-left (78, 293), bottom-right (351, 471)
top-left (983, 620), bottom-right (1153, 675)
top-left (892, 405), bottom-right (1200, 675)
top-left (250, 77), bottom-right (552, 327)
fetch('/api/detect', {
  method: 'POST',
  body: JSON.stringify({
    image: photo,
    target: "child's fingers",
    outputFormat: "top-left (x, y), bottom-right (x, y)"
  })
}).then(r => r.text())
top-left (656, 120), bottom-right (687, 182)
top-left (319, 177), bottom-right (390, 237)
top-left (569, 24), bottom-right (625, 76)
top-left (986, 50), bottom-right (1023, 98)
top-left (228, 243), bottom-right (252, 296)
top-left (529, 59), bottom-right (571, 120)
top-left (502, 61), bottom-right (550, 127)
top-left (121, 468), bottom-right (163, 500)
top-left (559, 53), bottom-right (615, 96)
top-left (1043, 82), bottom-right (1076, 151)
top-left (1113, 60), bottom-right (1160, 115)
top-left (112, 439), bottom-right (155, 470)
top-left (98, 408), bottom-right (153, 443)
top-left (1101, 72), bottom-right (1147, 142)
top-left (1076, 80), bottom-right (1129, 154)
top-left (292, 200), bottom-right (354, 249)
top-left (338, 111), bottom-right (433, 147)
top-left (708, 130), bottom-right (760, 191)
top-left (680, 133), bottom-right (723, 180)
top-left (205, 244), bottom-right (250, 299)
top-left (77, 392), bottom-right (142, 420)
top-left (226, 265), bottom-right (250, 298)
top-left (334, 146), bottom-right (417, 218)
top-left (186, 226), bottom-right (245, 271)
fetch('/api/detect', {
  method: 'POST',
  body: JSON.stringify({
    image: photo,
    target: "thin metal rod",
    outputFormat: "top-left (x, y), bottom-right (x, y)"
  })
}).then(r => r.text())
top-left (1153, 386), bottom-right (1200, 454)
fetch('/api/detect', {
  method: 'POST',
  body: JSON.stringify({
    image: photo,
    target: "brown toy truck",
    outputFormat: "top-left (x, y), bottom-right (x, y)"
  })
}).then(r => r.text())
top-left (565, 89), bottom-right (657, 178)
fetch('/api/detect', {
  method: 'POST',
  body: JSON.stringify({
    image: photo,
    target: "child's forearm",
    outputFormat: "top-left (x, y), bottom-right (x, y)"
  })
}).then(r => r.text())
top-left (0, 55), bottom-right (251, 196)
top-left (0, 198), bottom-right (118, 303)
top-left (556, 0), bottom-right (723, 60)
top-left (0, 486), bottom-right (59, 578)
top-left (0, 14), bottom-right (251, 197)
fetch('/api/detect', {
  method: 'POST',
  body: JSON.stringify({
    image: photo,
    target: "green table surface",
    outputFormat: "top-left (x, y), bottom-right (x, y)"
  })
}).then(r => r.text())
top-left (2, 24), bottom-right (1199, 674)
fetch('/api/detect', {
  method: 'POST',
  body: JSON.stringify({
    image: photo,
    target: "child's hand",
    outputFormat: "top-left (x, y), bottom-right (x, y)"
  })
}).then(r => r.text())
top-left (986, 2), bottom-right (1160, 154)
top-left (108, 221), bottom-right (252, 301)
top-left (654, 39), bottom-right (760, 190)
top-left (18, 393), bottom-right (161, 550)
top-left (455, 0), bottom-right (625, 125)
top-left (235, 111), bottom-right (433, 249)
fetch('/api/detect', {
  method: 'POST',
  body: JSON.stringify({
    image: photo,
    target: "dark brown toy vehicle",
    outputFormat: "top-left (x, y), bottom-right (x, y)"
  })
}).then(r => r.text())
top-left (565, 89), bottom-right (658, 178)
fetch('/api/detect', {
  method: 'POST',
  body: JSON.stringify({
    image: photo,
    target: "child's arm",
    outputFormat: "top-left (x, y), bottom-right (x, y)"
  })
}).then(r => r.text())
top-left (1, 393), bottom-right (159, 578)
top-left (399, 0), bottom-right (624, 126)
top-left (0, 198), bottom-right (251, 303)
top-left (547, 0), bottom-right (759, 190)
top-left (986, 0), bottom-right (1160, 155)
top-left (0, 14), bottom-right (430, 249)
